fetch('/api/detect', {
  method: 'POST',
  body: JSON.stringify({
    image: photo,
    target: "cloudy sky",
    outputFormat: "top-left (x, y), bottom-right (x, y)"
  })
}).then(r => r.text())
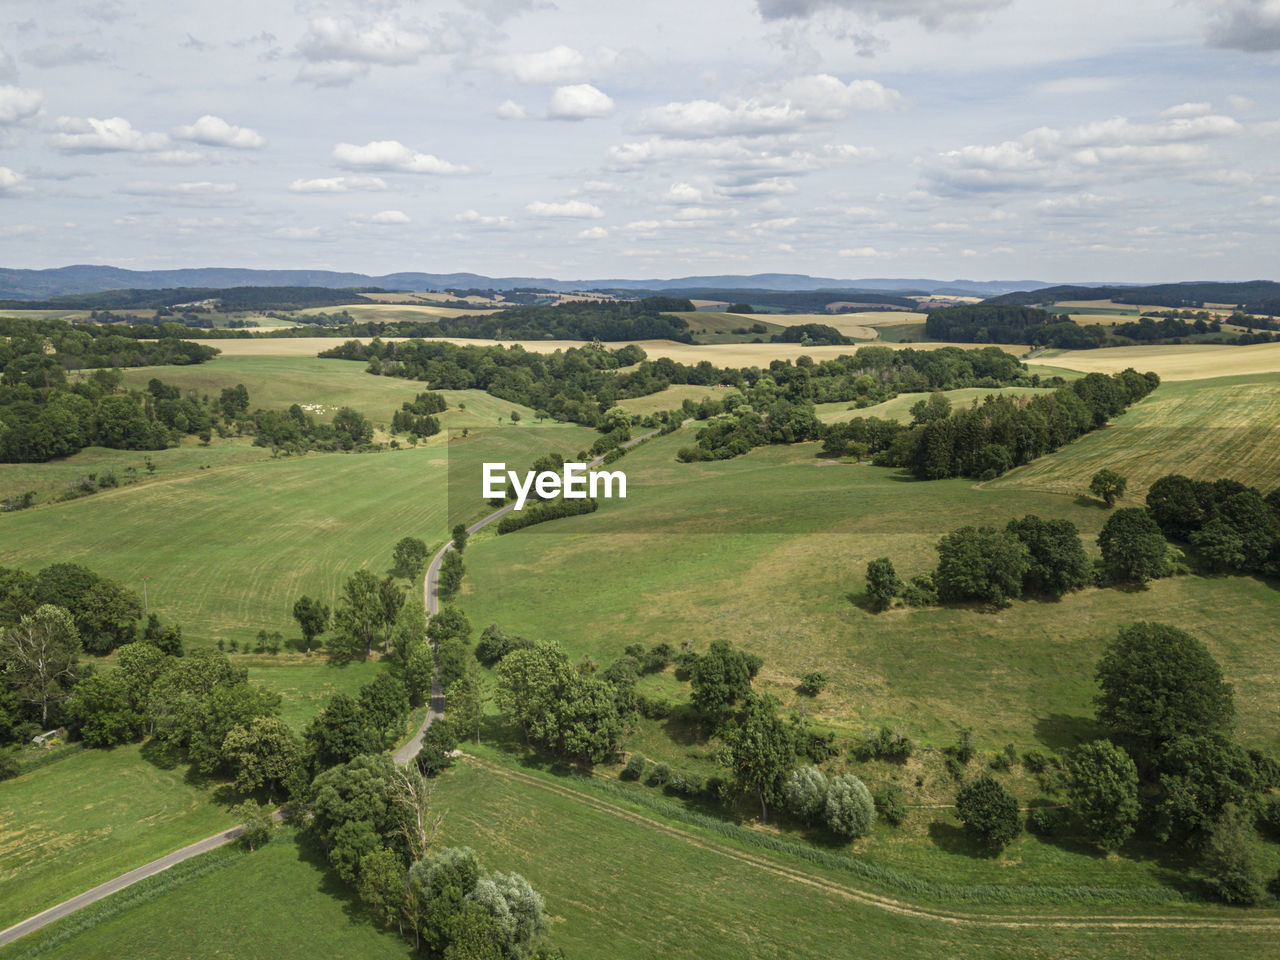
top-left (1, 0), bottom-right (1278, 281)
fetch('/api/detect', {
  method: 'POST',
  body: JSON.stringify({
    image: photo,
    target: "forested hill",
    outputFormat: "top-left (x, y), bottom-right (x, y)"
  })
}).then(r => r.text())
top-left (0, 286), bottom-right (376, 312)
top-left (985, 280), bottom-right (1280, 314)
top-left (430, 297), bottom-right (696, 342)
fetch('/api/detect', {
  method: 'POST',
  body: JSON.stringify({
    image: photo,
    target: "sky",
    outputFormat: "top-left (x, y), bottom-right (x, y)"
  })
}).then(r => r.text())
top-left (0, 0), bottom-right (1278, 282)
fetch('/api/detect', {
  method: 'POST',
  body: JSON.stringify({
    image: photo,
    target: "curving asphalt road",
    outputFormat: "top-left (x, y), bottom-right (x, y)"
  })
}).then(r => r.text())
top-left (0, 424), bottom-right (671, 948)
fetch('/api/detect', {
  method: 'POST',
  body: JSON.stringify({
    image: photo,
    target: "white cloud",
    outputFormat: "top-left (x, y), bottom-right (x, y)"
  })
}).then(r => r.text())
top-left (333, 140), bottom-right (469, 174)
top-left (664, 182), bottom-right (704, 203)
top-left (1227, 94), bottom-right (1256, 112)
top-left (577, 226), bottom-right (609, 239)
top-left (122, 181), bottom-right (238, 196)
top-left (498, 45), bottom-right (619, 84)
top-left (290, 176), bottom-right (387, 193)
top-left (780, 74), bottom-right (906, 114)
top-left (455, 209), bottom-right (514, 226)
top-left (175, 115), bottom-right (265, 149)
top-left (525, 199), bottom-right (604, 218)
top-left (297, 17), bottom-right (435, 66)
top-left (1255, 194), bottom-right (1280, 206)
top-left (672, 206), bottom-right (728, 220)
top-left (0, 166), bottom-right (25, 196)
top-left (51, 116), bottom-right (170, 153)
top-left (497, 99), bottom-right (527, 120)
top-left (838, 246), bottom-right (890, 257)
top-left (1199, 0), bottom-right (1280, 52)
top-left (1161, 102), bottom-right (1213, 120)
top-left (0, 86), bottom-right (42, 125)
top-left (922, 111), bottom-right (1244, 195)
top-left (756, 0), bottom-right (1011, 29)
top-left (145, 150), bottom-right (204, 165)
top-left (271, 226), bottom-right (327, 240)
top-left (547, 84), bottom-right (615, 121)
top-left (358, 209), bottom-right (411, 224)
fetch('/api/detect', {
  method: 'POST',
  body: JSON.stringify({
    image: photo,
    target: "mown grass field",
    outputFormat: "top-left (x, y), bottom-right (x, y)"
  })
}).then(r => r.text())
top-left (1, 424), bottom-right (593, 646)
top-left (990, 373), bottom-right (1280, 498)
top-left (296, 302), bottom-right (502, 321)
top-left (458, 429), bottom-right (1280, 755)
top-left (614, 384), bottom-right (740, 416)
top-left (193, 335), bottom-right (1032, 365)
top-left (813, 386), bottom-right (1055, 425)
top-left (0, 744), bottom-right (234, 931)
top-left (1042, 341), bottom-right (1280, 379)
top-left (246, 658), bottom-right (388, 733)
top-left (0, 829), bottom-right (412, 960)
top-left (23, 757), bottom-right (1274, 960)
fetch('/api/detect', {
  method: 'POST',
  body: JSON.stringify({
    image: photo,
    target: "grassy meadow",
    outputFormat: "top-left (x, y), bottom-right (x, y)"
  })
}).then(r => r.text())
top-left (458, 428), bottom-right (1280, 756)
top-left (0, 744), bottom-right (235, 931)
top-left (990, 373), bottom-right (1280, 498)
top-left (15, 759), bottom-right (1275, 960)
top-left (1, 424), bottom-right (594, 647)
top-left (813, 385), bottom-right (1055, 425)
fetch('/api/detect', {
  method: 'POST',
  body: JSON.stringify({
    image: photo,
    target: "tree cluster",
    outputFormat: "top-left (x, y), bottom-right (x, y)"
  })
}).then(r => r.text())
top-left (1146, 474), bottom-right (1280, 577)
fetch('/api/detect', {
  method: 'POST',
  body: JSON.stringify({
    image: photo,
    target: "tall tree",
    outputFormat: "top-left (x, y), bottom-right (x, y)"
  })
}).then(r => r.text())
top-left (1089, 469), bottom-right (1128, 507)
top-left (721, 693), bottom-right (796, 822)
top-left (1065, 739), bottom-right (1140, 851)
top-left (1098, 508), bottom-right (1168, 584)
top-left (446, 660), bottom-right (487, 745)
top-left (2, 604), bottom-right (80, 724)
top-left (1094, 621), bottom-right (1235, 767)
top-left (332, 570), bottom-right (382, 661)
top-left (864, 557), bottom-right (903, 611)
top-left (221, 716), bottom-right (301, 799)
top-left (292, 596), bottom-right (330, 653)
top-left (392, 537), bottom-right (429, 580)
top-left (378, 576), bottom-right (406, 655)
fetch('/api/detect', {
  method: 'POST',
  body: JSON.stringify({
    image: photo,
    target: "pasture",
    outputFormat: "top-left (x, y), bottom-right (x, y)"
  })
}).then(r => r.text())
top-left (989, 373), bottom-right (1280, 498)
top-left (1, 425), bottom-right (594, 647)
top-left (813, 386), bottom-right (1055, 425)
top-left (614, 384), bottom-right (740, 416)
top-left (0, 744), bottom-right (234, 931)
top-left (295, 302), bottom-right (502, 322)
top-left (1042, 341), bottom-right (1280, 379)
top-left (458, 429), bottom-right (1280, 756)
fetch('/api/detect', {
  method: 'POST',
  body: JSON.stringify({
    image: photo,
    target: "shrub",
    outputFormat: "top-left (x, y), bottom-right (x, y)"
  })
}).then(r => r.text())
top-left (621, 754), bottom-right (648, 782)
top-left (647, 763), bottom-right (672, 787)
top-left (1028, 805), bottom-right (1068, 837)
top-left (874, 784), bottom-right (908, 827)
top-left (798, 671), bottom-right (828, 696)
top-left (955, 775), bottom-right (1022, 850)
top-left (0, 751), bottom-right (20, 781)
top-left (1098, 508), bottom-right (1168, 584)
top-left (899, 573), bottom-right (938, 607)
top-left (784, 766), bottom-right (829, 824)
top-left (864, 558), bottom-right (903, 611)
top-left (666, 773), bottom-right (687, 795)
top-left (1203, 805), bottom-right (1266, 905)
top-left (1065, 740), bottom-right (1140, 851)
top-left (635, 692), bottom-right (673, 719)
top-left (825, 774), bottom-right (876, 839)
top-left (989, 743), bottom-right (1019, 772)
top-left (859, 726), bottom-right (913, 763)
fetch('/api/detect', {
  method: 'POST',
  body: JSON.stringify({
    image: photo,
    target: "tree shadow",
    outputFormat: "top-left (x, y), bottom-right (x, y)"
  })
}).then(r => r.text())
top-left (1032, 713), bottom-right (1103, 751)
top-left (1072, 495), bottom-right (1109, 509)
top-left (926, 820), bottom-right (999, 858)
top-left (661, 706), bottom-right (707, 747)
top-left (139, 737), bottom-right (181, 771)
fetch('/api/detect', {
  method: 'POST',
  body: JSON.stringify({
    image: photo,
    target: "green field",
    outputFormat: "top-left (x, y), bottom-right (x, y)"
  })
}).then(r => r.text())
top-left (0, 829), bottom-right (412, 960)
top-left (0, 744), bottom-right (234, 931)
top-left (246, 658), bottom-right (389, 733)
top-left (1, 424), bottom-right (594, 646)
top-left (814, 385), bottom-right (1055, 425)
top-left (458, 430), bottom-right (1280, 756)
top-left (614, 383), bottom-right (740, 416)
top-left (116, 356), bottom-right (541, 429)
top-left (17, 757), bottom-right (1274, 960)
top-left (990, 373), bottom-right (1280, 498)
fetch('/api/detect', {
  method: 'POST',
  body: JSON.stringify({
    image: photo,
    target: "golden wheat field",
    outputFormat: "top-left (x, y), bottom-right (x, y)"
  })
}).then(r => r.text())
top-left (1042, 341), bottom-right (1280, 379)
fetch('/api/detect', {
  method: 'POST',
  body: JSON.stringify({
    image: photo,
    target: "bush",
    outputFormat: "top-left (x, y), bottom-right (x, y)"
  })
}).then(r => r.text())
top-left (640, 643), bottom-right (674, 673)
top-left (955, 775), bottom-right (1022, 850)
top-left (798, 670), bottom-right (828, 696)
top-left (825, 774), bottom-right (876, 839)
top-left (1256, 795), bottom-right (1280, 840)
top-left (899, 573), bottom-right (938, 607)
top-left (1028, 805), bottom-right (1068, 837)
top-left (858, 726), bottom-right (913, 763)
top-left (784, 766), bottom-right (829, 824)
top-left (935, 526), bottom-right (1030, 606)
top-left (864, 557), bottom-right (903, 611)
top-left (1203, 805), bottom-right (1266, 905)
top-left (647, 763), bottom-right (672, 787)
top-left (1098, 508), bottom-right (1169, 584)
top-left (874, 784), bottom-right (908, 827)
top-left (989, 743), bottom-right (1019, 771)
top-left (621, 754), bottom-right (648, 782)
top-left (634, 692), bottom-right (673, 719)
top-left (0, 751), bottom-right (20, 781)
top-left (665, 773), bottom-right (687, 795)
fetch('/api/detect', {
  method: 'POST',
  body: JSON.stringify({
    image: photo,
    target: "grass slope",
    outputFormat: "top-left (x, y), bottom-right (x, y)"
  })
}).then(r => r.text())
top-left (814, 386), bottom-right (1055, 425)
top-left (0, 744), bottom-right (233, 930)
top-left (458, 430), bottom-right (1280, 755)
top-left (1043, 341), bottom-right (1280, 379)
top-left (990, 373), bottom-right (1280, 497)
top-left (1, 426), bottom-right (593, 646)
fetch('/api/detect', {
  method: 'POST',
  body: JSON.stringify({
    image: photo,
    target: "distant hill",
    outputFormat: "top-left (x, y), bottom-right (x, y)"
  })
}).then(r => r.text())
top-left (0, 264), bottom-right (1065, 300)
top-left (985, 281), bottom-right (1280, 312)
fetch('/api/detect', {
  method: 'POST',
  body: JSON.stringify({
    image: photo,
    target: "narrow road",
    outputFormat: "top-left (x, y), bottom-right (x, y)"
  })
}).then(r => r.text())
top-left (393, 424), bottom-right (668, 763)
top-left (0, 423), bottom-right (671, 948)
